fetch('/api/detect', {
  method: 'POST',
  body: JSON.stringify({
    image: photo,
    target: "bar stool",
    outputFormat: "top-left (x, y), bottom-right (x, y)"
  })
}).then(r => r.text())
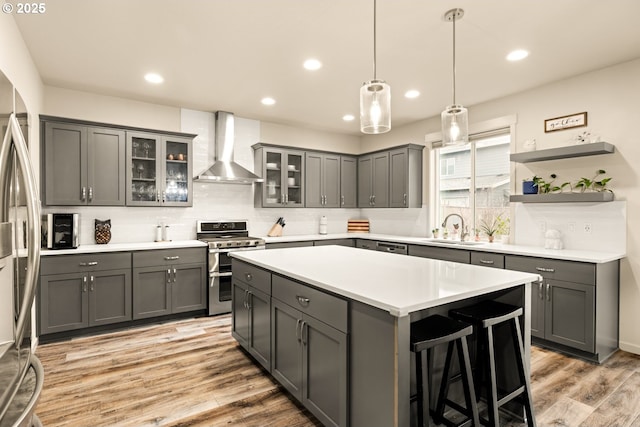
top-left (410, 314), bottom-right (480, 427)
top-left (449, 300), bottom-right (536, 427)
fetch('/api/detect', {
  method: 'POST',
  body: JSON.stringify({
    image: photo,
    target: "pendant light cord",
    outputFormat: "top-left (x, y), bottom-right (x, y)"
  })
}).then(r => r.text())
top-left (452, 11), bottom-right (456, 105)
top-left (373, 0), bottom-right (377, 80)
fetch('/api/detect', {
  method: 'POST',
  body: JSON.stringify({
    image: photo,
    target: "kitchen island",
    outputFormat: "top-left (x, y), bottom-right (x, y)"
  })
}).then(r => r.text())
top-left (231, 245), bottom-right (540, 427)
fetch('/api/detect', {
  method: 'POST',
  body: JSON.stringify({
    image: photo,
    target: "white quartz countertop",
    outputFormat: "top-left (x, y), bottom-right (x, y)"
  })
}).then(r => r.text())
top-left (232, 245), bottom-right (540, 317)
top-left (40, 240), bottom-right (207, 256)
top-left (262, 233), bottom-right (625, 263)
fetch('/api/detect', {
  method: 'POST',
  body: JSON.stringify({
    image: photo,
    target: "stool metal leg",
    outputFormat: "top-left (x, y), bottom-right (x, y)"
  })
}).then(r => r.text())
top-left (457, 337), bottom-right (480, 426)
top-left (416, 350), bottom-right (425, 427)
top-left (511, 318), bottom-right (536, 427)
top-left (434, 341), bottom-right (456, 423)
top-left (485, 325), bottom-right (500, 427)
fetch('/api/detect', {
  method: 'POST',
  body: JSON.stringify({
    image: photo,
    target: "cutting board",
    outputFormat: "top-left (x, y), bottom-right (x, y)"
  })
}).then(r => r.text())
top-left (347, 219), bottom-right (370, 233)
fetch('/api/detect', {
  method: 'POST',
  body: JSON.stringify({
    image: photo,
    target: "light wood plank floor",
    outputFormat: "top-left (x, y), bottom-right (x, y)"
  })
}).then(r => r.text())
top-left (35, 316), bottom-right (640, 427)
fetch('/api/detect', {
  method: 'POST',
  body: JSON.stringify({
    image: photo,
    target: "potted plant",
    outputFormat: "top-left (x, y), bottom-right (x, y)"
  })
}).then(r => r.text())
top-left (522, 175), bottom-right (540, 194)
top-left (497, 216), bottom-right (510, 244)
top-left (479, 215), bottom-right (501, 243)
top-left (575, 169), bottom-right (612, 193)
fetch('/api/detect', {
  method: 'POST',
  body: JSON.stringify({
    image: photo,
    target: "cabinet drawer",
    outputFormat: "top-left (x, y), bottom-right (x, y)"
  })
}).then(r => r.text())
top-left (355, 239), bottom-right (375, 250)
top-left (133, 247), bottom-right (205, 268)
top-left (272, 274), bottom-right (347, 333)
top-left (408, 245), bottom-right (471, 263)
top-left (505, 255), bottom-right (595, 285)
top-left (313, 239), bottom-right (354, 247)
top-left (470, 252), bottom-right (505, 269)
top-left (266, 241), bottom-right (313, 249)
top-left (232, 259), bottom-right (271, 295)
top-left (41, 252), bottom-right (131, 275)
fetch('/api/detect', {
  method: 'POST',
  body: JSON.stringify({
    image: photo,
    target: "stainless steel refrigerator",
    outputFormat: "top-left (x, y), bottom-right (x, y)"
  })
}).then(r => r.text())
top-left (0, 107), bottom-right (43, 426)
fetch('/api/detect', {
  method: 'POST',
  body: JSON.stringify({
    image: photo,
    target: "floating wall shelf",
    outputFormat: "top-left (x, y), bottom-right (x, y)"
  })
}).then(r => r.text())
top-left (510, 142), bottom-right (615, 163)
top-left (510, 192), bottom-right (614, 203)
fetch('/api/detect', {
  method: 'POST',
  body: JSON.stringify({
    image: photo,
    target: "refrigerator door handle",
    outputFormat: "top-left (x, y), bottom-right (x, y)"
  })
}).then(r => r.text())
top-left (0, 113), bottom-right (41, 348)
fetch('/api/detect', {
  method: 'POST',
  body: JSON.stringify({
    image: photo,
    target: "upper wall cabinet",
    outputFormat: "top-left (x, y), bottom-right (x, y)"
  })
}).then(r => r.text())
top-left (359, 144), bottom-right (423, 208)
top-left (43, 121), bottom-right (126, 206)
top-left (41, 116), bottom-right (195, 207)
top-left (254, 145), bottom-right (305, 208)
top-left (126, 131), bottom-right (193, 207)
top-left (305, 152), bottom-right (341, 208)
top-left (340, 156), bottom-right (358, 208)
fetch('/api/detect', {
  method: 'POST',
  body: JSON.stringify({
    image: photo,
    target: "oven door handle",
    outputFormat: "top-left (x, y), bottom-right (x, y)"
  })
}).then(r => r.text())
top-left (210, 252), bottom-right (220, 274)
top-left (211, 272), bottom-right (233, 278)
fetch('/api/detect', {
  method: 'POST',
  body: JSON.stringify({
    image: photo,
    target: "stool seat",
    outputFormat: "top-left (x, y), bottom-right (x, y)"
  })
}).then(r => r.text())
top-left (449, 300), bottom-right (523, 328)
top-left (410, 314), bottom-right (479, 427)
top-left (449, 300), bottom-right (536, 427)
top-left (411, 314), bottom-right (473, 352)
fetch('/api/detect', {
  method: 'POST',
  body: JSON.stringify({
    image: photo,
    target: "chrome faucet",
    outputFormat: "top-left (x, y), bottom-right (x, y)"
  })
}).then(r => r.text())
top-left (442, 214), bottom-right (468, 242)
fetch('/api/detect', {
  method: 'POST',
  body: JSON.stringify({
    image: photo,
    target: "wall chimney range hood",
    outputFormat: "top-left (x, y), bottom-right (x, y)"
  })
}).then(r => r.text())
top-left (194, 111), bottom-right (263, 184)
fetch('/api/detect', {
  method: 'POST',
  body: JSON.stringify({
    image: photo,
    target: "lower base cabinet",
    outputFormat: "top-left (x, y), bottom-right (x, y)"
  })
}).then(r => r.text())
top-left (232, 279), bottom-right (271, 371)
top-left (271, 285), bottom-right (347, 427)
top-left (39, 253), bottom-right (132, 335)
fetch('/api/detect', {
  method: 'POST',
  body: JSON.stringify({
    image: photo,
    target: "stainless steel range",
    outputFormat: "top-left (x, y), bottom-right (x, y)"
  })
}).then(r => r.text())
top-left (197, 220), bottom-right (265, 315)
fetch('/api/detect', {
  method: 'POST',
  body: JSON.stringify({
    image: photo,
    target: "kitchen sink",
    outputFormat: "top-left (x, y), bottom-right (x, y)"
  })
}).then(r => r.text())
top-left (424, 239), bottom-right (486, 246)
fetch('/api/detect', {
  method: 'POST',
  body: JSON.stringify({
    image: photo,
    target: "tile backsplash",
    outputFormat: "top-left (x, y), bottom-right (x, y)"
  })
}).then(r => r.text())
top-left (514, 200), bottom-right (626, 253)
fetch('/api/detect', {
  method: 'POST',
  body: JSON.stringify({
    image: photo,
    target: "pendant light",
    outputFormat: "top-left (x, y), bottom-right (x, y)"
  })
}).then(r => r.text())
top-left (441, 8), bottom-right (468, 146)
top-left (360, 0), bottom-right (391, 134)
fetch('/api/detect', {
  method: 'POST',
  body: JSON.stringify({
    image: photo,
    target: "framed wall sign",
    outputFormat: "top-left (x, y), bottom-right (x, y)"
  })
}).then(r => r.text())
top-left (544, 112), bottom-right (588, 133)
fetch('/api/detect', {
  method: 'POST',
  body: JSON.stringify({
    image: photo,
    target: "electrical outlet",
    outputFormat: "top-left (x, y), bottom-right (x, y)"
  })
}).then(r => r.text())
top-left (568, 222), bottom-right (576, 233)
top-left (538, 221), bottom-right (546, 234)
top-left (584, 223), bottom-right (592, 234)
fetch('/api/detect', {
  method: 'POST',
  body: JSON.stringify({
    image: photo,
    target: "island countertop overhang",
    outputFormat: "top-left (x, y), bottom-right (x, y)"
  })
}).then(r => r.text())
top-left (231, 245), bottom-right (540, 317)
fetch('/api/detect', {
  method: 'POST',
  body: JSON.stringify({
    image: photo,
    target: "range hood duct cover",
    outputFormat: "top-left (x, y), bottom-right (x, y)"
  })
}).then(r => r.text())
top-left (194, 111), bottom-right (263, 184)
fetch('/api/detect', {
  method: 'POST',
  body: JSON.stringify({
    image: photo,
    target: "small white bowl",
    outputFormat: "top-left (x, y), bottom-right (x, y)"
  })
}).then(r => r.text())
top-left (266, 162), bottom-right (277, 168)
top-left (287, 165), bottom-right (296, 171)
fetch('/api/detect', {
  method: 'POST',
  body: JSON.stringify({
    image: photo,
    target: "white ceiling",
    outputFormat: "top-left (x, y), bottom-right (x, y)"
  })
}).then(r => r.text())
top-left (14, 0), bottom-right (640, 135)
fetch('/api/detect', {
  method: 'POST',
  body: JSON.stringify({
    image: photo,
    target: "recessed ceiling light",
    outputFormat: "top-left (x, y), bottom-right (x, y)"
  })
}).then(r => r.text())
top-left (342, 114), bottom-right (355, 122)
top-left (404, 90), bottom-right (420, 99)
top-left (144, 73), bottom-right (164, 84)
top-left (261, 97), bottom-right (276, 106)
top-left (506, 49), bottom-right (529, 62)
top-left (303, 59), bottom-right (322, 71)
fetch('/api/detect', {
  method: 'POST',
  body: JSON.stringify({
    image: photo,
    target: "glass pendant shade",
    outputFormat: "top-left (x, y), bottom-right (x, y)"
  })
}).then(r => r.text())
top-left (441, 104), bottom-right (468, 145)
top-left (360, 79), bottom-right (391, 134)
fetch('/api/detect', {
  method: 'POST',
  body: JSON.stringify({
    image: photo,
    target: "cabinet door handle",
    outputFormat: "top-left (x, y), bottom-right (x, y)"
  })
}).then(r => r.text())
top-left (90, 275), bottom-right (95, 291)
top-left (243, 289), bottom-right (249, 309)
top-left (403, 193), bottom-right (407, 206)
top-left (301, 321), bottom-right (308, 346)
top-left (162, 191), bottom-right (166, 203)
top-left (372, 195), bottom-right (376, 205)
top-left (88, 187), bottom-right (93, 201)
top-left (341, 195), bottom-right (345, 206)
top-left (164, 256), bottom-right (180, 261)
top-left (538, 282), bottom-right (544, 300)
top-left (166, 269), bottom-right (171, 284)
top-left (81, 186), bottom-right (86, 201)
top-left (244, 272), bottom-right (253, 282)
top-left (536, 267), bottom-right (555, 273)
top-left (296, 295), bottom-right (310, 306)
top-left (173, 268), bottom-right (177, 283)
top-left (246, 290), bottom-right (252, 310)
top-left (296, 319), bottom-right (302, 342)
top-left (369, 195), bottom-right (373, 206)
top-left (82, 276), bottom-right (88, 292)
top-left (285, 194), bottom-right (289, 204)
top-left (479, 259), bottom-right (495, 265)
top-left (546, 283), bottom-right (551, 301)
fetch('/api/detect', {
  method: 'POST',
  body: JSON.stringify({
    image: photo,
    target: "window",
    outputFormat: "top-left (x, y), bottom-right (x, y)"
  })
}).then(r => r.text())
top-left (433, 130), bottom-right (511, 241)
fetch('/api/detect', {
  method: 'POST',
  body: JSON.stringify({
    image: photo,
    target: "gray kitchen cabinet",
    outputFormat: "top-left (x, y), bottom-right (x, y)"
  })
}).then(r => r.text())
top-left (305, 152), bottom-right (341, 208)
top-left (231, 260), bottom-right (272, 371)
top-left (355, 239), bottom-right (376, 250)
top-left (270, 274), bottom-right (348, 427)
top-left (340, 155), bottom-right (357, 208)
top-left (266, 241), bottom-right (314, 249)
top-left (313, 239), bottom-right (354, 247)
top-left (408, 244), bottom-right (471, 263)
top-left (358, 151), bottom-right (389, 207)
top-left (43, 121), bottom-right (126, 206)
top-left (39, 253), bottom-right (132, 335)
top-left (126, 131), bottom-right (193, 207)
top-left (132, 247), bottom-right (206, 319)
top-left (254, 145), bottom-right (305, 207)
top-left (389, 145), bottom-right (423, 208)
top-left (504, 255), bottom-right (619, 362)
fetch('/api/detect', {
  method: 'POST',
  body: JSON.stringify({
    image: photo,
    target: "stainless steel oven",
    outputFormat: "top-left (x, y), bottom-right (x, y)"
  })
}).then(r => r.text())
top-left (197, 220), bottom-right (265, 315)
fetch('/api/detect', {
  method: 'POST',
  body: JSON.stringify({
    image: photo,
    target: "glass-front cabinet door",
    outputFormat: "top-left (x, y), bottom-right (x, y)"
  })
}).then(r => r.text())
top-left (126, 132), bottom-right (193, 206)
top-left (163, 136), bottom-right (193, 206)
top-left (261, 148), bottom-right (304, 207)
